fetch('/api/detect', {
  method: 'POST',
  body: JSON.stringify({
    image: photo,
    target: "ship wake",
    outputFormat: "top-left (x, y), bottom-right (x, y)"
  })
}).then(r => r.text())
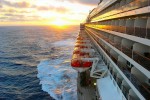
top-left (37, 39), bottom-right (77, 100)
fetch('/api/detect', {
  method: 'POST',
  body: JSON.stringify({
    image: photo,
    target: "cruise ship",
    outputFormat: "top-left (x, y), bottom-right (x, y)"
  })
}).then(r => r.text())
top-left (71, 0), bottom-right (150, 100)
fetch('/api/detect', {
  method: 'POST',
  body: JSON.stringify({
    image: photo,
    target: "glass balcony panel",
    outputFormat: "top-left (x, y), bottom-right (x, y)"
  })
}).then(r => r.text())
top-left (124, 0), bottom-right (135, 11)
top-left (131, 74), bottom-right (150, 99)
top-left (139, 83), bottom-right (150, 100)
top-left (114, 26), bottom-right (119, 32)
top-left (119, 26), bottom-right (126, 33)
top-left (114, 43), bottom-right (121, 50)
top-left (126, 27), bottom-right (134, 35)
top-left (124, 0), bottom-right (149, 12)
top-left (118, 61), bottom-right (150, 99)
top-left (110, 55), bottom-right (118, 64)
top-left (105, 49), bottom-right (110, 56)
top-left (116, 77), bottom-right (122, 88)
top-left (133, 51), bottom-right (150, 71)
top-left (147, 28), bottom-right (150, 39)
top-left (134, 27), bottom-right (146, 38)
top-left (128, 95), bottom-right (135, 100)
top-left (139, 0), bottom-right (149, 7)
top-left (126, 0), bottom-right (134, 4)
top-left (121, 46), bottom-right (132, 58)
top-left (120, 0), bottom-right (126, 7)
top-left (122, 85), bottom-right (129, 99)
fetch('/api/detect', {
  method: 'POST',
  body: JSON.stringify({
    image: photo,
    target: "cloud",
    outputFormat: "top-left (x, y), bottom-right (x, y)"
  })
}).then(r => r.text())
top-left (0, 0), bottom-right (99, 25)
top-left (66, 0), bottom-right (100, 6)
top-left (33, 5), bottom-right (70, 13)
top-left (0, 13), bottom-right (44, 22)
top-left (4, 13), bottom-right (24, 17)
top-left (0, 9), bottom-right (30, 16)
top-left (1, 0), bottom-right (30, 8)
top-left (0, 5), bottom-right (2, 8)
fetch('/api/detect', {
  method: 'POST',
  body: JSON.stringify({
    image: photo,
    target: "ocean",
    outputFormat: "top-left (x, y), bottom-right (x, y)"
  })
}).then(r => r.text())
top-left (0, 26), bottom-right (78, 100)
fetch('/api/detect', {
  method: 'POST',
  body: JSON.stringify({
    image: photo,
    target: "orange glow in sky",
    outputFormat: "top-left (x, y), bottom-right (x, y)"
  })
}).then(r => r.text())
top-left (0, 0), bottom-right (99, 26)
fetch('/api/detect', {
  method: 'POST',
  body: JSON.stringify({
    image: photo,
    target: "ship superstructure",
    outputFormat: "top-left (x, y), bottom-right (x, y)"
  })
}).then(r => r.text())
top-left (71, 0), bottom-right (150, 100)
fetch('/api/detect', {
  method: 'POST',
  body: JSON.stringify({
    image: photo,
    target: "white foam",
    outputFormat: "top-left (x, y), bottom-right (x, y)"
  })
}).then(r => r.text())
top-left (37, 39), bottom-right (77, 100)
top-left (52, 39), bottom-right (75, 47)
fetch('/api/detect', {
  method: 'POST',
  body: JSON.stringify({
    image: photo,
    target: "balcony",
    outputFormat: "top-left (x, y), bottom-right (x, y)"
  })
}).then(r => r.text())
top-left (122, 85), bottom-right (129, 99)
top-left (110, 55), bottom-right (118, 64)
top-left (116, 77), bottom-right (122, 88)
top-left (128, 95), bottom-right (135, 100)
top-left (118, 61), bottom-right (150, 99)
top-left (121, 46), bottom-right (132, 58)
top-left (114, 43), bottom-right (122, 51)
top-left (126, 27), bottom-right (134, 35)
top-left (134, 27), bottom-right (146, 38)
top-left (92, 0), bottom-right (150, 21)
top-left (147, 28), bottom-right (150, 39)
top-left (89, 30), bottom-right (150, 99)
top-left (105, 49), bottom-right (110, 56)
top-left (118, 26), bottom-right (126, 33)
top-left (113, 72), bottom-right (117, 81)
top-left (133, 51), bottom-right (150, 71)
top-left (90, 29), bottom-right (150, 72)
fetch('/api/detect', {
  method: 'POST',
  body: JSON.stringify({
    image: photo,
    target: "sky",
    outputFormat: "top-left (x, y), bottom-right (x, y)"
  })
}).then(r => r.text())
top-left (0, 0), bottom-right (99, 26)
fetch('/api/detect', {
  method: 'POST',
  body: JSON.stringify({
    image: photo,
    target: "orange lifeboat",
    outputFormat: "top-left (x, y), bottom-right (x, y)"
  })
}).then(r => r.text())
top-left (71, 55), bottom-right (93, 72)
top-left (71, 48), bottom-right (96, 72)
top-left (71, 32), bottom-right (99, 72)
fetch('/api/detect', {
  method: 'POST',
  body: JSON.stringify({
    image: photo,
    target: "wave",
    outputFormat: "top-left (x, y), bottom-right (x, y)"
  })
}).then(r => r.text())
top-left (37, 39), bottom-right (77, 100)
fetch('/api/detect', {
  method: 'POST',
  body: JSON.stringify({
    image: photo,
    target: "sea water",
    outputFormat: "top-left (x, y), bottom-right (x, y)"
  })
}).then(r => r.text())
top-left (0, 26), bottom-right (78, 100)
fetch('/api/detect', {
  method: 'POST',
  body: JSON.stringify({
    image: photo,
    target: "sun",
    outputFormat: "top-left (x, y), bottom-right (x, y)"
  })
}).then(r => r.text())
top-left (51, 18), bottom-right (68, 26)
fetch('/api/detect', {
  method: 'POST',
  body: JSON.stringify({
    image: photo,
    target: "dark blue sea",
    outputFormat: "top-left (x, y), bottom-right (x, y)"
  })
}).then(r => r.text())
top-left (0, 26), bottom-right (78, 100)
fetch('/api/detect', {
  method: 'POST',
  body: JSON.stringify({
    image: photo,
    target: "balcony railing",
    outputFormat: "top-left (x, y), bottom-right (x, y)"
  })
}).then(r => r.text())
top-left (134, 27), bottom-right (146, 38)
top-left (105, 49), bottom-right (110, 56)
top-left (113, 72), bottom-right (117, 81)
top-left (126, 27), bottom-right (134, 35)
top-left (118, 61), bottom-right (150, 99)
top-left (89, 30), bottom-right (150, 99)
top-left (121, 46), bottom-right (132, 58)
top-left (92, 0), bottom-right (150, 21)
top-left (133, 51), bottom-right (150, 71)
top-left (118, 26), bottom-right (126, 33)
top-left (89, 28), bottom-right (150, 72)
top-left (122, 85), bottom-right (129, 99)
top-left (122, 0), bottom-right (149, 12)
top-left (147, 28), bottom-right (150, 39)
top-left (116, 77), bottom-right (122, 88)
top-left (110, 55), bottom-right (118, 64)
top-left (114, 43), bottom-right (122, 50)
top-left (128, 95), bottom-right (135, 100)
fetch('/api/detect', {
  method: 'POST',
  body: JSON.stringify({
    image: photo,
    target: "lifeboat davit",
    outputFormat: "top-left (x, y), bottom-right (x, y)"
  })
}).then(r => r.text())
top-left (71, 32), bottom-right (99, 72)
top-left (71, 47), bottom-right (96, 72)
top-left (71, 54), bottom-right (93, 72)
